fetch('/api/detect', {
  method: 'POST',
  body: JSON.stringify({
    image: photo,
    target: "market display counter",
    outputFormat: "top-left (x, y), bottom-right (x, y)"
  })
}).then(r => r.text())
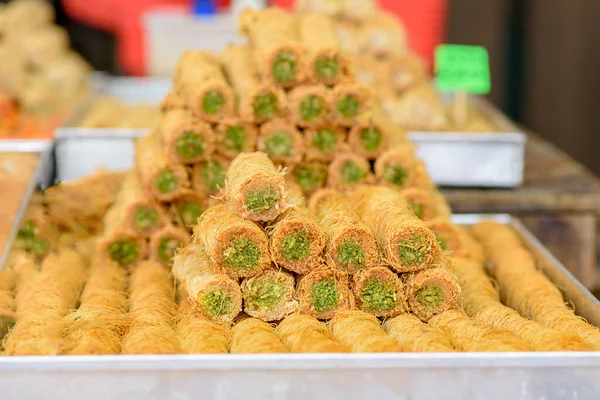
top-left (444, 133), bottom-right (600, 289)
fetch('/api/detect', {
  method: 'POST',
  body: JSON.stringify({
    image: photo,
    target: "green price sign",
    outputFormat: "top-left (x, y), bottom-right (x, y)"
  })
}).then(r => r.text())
top-left (435, 44), bottom-right (491, 94)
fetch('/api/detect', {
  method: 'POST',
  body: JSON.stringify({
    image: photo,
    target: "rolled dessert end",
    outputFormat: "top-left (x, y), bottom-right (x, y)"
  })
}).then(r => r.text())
top-left (241, 269), bottom-right (299, 322)
top-left (150, 165), bottom-right (190, 202)
top-left (149, 225), bottom-right (191, 267)
top-left (98, 230), bottom-right (147, 268)
top-left (215, 118), bottom-right (258, 159)
top-left (404, 267), bottom-right (461, 322)
top-left (327, 152), bottom-right (372, 191)
top-left (329, 83), bottom-right (373, 126)
top-left (352, 266), bottom-right (405, 318)
top-left (192, 157), bottom-right (229, 197)
top-left (195, 204), bottom-right (271, 279)
top-left (127, 203), bottom-right (164, 236)
top-left (296, 266), bottom-right (353, 320)
top-left (269, 208), bottom-right (325, 274)
top-left (226, 152), bottom-right (290, 222)
top-left (287, 84), bottom-right (329, 128)
top-left (175, 191), bottom-right (207, 228)
top-left (270, 47), bottom-right (306, 87)
top-left (257, 119), bottom-right (304, 166)
top-left (246, 86), bottom-right (287, 122)
top-left (374, 147), bottom-right (417, 190)
top-left (292, 162), bottom-right (327, 195)
top-left (304, 125), bottom-right (347, 162)
top-left (159, 109), bottom-right (215, 164)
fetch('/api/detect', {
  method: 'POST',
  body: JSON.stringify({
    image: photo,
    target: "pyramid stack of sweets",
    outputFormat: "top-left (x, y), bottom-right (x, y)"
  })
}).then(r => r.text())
top-left (91, 6), bottom-right (465, 327)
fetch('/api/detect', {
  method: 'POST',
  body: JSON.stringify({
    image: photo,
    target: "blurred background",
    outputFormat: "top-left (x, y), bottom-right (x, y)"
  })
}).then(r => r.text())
top-left (2, 0), bottom-right (595, 174)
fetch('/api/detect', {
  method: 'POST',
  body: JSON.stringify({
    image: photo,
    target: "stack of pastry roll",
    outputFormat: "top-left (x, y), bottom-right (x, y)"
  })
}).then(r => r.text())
top-left (173, 51), bottom-right (234, 122)
top-left (220, 45), bottom-right (286, 123)
top-left (173, 152), bottom-right (298, 324)
top-left (239, 7), bottom-right (307, 88)
top-left (350, 185), bottom-right (460, 321)
top-left (0, 0), bottom-right (90, 118)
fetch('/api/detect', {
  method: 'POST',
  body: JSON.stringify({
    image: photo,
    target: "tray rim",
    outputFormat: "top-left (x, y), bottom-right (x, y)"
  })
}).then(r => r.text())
top-left (0, 140), bottom-right (54, 269)
top-left (2, 352), bottom-right (600, 372)
top-left (408, 131), bottom-right (526, 143)
top-left (54, 127), bottom-right (150, 139)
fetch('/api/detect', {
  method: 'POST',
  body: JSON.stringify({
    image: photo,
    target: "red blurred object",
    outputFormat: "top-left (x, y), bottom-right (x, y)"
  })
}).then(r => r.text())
top-left (381, 0), bottom-right (448, 71)
top-left (63, 0), bottom-right (446, 75)
top-left (62, 0), bottom-right (190, 75)
top-left (273, 0), bottom-right (448, 70)
top-left (215, 0), bottom-right (232, 10)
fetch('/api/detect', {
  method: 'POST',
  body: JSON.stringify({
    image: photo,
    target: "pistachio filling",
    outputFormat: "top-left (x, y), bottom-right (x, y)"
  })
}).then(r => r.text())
top-left (265, 131), bottom-right (293, 157)
top-left (337, 239), bottom-right (366, 269)
top-left (158, 236), bottom-right (183, 263)
top-left (384, 165), bottom-right (408, 187)
top-left (201, 160), bottom-right (226, 193)
top-left (311, 128), bottom-right (338, 152)
top-left (246, 277), bottom-right (285, 309)
top-left (252, 92), bottom-right (277, 119)
top-left (155, 170), bottom-right (178, 194)
top-left (273, 51), bottom-right (297, 83)
top-left (294, 164), bottom-right (326, 192)
top-left (360, 279), bottom-right (398, 311)
top-left (179, 201), bottom-right (204, 226)
top-left (415, 285), bottom-right (444, 308)
top-left (436, 234), bottom-right (448, 251)
top-left (17, 220), bottom-right (37, 240)
top-left (27, 238), bottom-right (51, 255)
top-left (397, 236), bottom-right (428, 266)
top-left (202, 90), bottom-right (225, 114)
top-left (409, 202), bottom-right (424, 220)
top-left (360, 126), bottom-right (382, 151)
top-left (311, 279), bottom-right (339, 313)
top-left (175, 131), bottom-right (205, 160)
top-left (340, 161), bottom-right (365, 184)
top-left (134, 206), bottom-right (159, 231)
top-left (245, 185), bottom-right (279, 214)
top-left (299, 95), bottom-right (325, 121)
top-left (223, 125), bottom-right (246, 152)
top-left (336, 94), bottom-right (359, 117)
top-left (0, 315), bottom-right (15, 333)
top-left (221, 237), bottom-right (260, 270)
top-left (280, 231), bottom-right (311, 260)
top-left (108, 239), bottom-right (140, 267)
top-left (200, 289), bottom-right (233, 318)
top-left (315, 57), bottom-right (339, 80)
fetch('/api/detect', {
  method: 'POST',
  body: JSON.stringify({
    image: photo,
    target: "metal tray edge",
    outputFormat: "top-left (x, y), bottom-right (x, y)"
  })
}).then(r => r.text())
top-left (0, 143), bottom-right (54, 268)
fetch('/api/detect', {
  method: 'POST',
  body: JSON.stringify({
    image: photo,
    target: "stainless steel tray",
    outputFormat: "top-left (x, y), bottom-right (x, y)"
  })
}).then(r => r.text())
top-left (408, 97), bottom-right (526, 188)
top-left (0, 140), bottom-right (53, 268)
top-left (1, 211), bottom-right (599, 399)
top-left (53, 129), bottom-right (146, 182)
